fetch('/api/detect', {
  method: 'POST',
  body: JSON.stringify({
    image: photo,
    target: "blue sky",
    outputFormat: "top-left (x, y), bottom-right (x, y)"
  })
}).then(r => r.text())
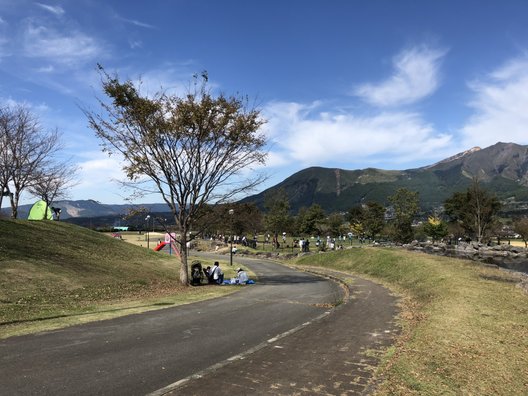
top-left (1, 0), bottom-right (528, 205)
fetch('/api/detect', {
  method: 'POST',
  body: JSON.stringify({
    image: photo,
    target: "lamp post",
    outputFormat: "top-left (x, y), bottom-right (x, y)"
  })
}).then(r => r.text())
top-left (229, 209), bottom-right (234, 266)
top-left (145, 215), bottom-right (151, 249)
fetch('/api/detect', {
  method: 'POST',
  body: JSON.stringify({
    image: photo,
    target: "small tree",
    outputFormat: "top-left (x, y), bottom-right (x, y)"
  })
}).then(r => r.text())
top-left (513, 218), bottom-right (528, 248)
top-left (325, 212), bottom-right (345, 237)
top-left (444, 178), bottom-right (501, 243)
top-left (85, 69), bottom-right (267, 285)
top-left (423, 215), bottom-right (449, 242)
top-left (347, 205), bottom-right (366, 240)
top-left (264, 188), bottom-right (291, 245)
top-left (296, 204), bottom-right (325, 236)
top-left (388, 188), bottom-right (420, 243)
top-left (362, 201), bottom-right (386, 239)
top-left (28, 162), bottom-right (79, 219)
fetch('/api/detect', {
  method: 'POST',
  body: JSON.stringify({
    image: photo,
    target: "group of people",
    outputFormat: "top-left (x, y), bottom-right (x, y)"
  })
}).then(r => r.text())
top-left (202, 262), bottom-right (249, 285)
top-left (203, 262), bottom-right (224, 284)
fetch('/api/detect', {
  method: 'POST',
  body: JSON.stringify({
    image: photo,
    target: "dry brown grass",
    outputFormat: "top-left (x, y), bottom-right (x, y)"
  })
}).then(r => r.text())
top-left (297, 248), bottom-right (528, 395)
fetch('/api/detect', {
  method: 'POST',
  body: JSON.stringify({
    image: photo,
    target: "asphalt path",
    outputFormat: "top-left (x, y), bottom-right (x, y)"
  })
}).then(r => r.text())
top-left (0, 257), bottom-right (342, 396)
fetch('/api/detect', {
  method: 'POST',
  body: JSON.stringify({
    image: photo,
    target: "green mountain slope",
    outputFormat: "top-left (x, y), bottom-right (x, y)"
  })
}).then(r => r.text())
top-left (244, 142), bottom-right (528, 213)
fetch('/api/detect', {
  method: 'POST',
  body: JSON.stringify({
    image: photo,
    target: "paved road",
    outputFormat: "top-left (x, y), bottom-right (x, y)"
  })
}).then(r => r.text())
top-left (168, 268), bottom-right (400, 395)
top-left (0, 258), bottom-right (342, 395)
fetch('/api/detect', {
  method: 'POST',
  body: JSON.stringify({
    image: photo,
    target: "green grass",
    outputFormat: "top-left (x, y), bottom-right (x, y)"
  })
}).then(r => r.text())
top-left (0, 219), bottom-right (236, 338)
top-left (295, 248), bottom-right (528, 395)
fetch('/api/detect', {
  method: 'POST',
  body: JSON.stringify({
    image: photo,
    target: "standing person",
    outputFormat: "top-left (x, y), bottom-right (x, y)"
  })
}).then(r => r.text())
top-left (211, 261), bottom-right (224, 285)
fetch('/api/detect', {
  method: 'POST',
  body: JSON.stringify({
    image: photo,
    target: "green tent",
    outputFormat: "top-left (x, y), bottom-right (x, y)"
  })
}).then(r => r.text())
top-left (28, 200), bottom-right (53, 220)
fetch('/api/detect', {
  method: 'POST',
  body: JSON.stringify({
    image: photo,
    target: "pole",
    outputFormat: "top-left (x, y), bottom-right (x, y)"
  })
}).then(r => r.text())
top-left (229, 209), bottom-right (234, 265)
top-left (230, 237), bottom-right (233, 266)
top-left (145, 215), bottom-right (151, 250)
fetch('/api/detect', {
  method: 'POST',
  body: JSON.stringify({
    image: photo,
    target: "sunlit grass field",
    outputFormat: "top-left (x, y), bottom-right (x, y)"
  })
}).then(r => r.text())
top-left (0, 220), bottom-right (238, 338)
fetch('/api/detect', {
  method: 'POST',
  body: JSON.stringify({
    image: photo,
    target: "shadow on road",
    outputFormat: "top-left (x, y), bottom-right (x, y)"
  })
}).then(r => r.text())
top-left (256, 274), bottom-right (325, 285)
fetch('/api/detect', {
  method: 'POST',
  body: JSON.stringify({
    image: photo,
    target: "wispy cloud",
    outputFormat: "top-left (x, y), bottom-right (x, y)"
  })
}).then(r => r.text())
top-left (0, 36), bottom-right (9, 59)
top-left (128, 63), bottom-right (197, 97)
top-left (129, 39), bottom-right (142, 49)
top-left (461, 56), bottom-right (528, 148)
top-left (69, 151), bottom-right (130, 203)
top-left (22, 22), bottom-right (103, 67)
top-left (354, 45), bottom-right (447, 107)
top-left (35, 2), bottom-right (65, 16)
top-left (116, 15), bottom-right (156, 29)
top-left (0, 16), bottom-right (9, 60)
top-left (263, 101), bottom-right (453, 168)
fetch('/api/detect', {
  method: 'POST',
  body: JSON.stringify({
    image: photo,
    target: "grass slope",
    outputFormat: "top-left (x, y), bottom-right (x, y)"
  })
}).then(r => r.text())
top-left (0, 219), bottom-right (232, 338)
top-left (296, 248), bottom-right (528, 395)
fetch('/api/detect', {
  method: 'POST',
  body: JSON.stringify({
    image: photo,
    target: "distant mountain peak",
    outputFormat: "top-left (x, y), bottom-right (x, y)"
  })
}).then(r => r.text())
top-left (241, 142), bottom-right (528, 213)
top-left (425, 146), bottom-right (482, 169)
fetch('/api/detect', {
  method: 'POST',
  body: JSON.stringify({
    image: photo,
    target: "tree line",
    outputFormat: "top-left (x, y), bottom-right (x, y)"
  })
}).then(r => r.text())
top-left (191, 178), bottom-right (528, 250)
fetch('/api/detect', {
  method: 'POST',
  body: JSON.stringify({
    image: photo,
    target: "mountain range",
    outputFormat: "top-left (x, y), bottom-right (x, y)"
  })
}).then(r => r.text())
top-left (4, 142), bottom-right (528, 222)
top-left (3, 200), bottom-right (169, 221)
top-left (242, 142), bottom-right (528, 214)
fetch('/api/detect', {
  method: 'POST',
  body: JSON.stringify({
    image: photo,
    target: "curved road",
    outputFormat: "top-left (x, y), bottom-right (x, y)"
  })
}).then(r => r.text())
top-left (0, 257), bottom-right (343, 395)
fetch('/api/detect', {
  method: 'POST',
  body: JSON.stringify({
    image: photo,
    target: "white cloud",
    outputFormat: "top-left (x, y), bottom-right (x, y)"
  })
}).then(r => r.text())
top-left (0, 97), bottom-right (49, 113)
top-left (354, 45), bottom-right (447, 107)
top-left (22, 23), bottom-right (102, 67)
top-left (129, 64), bottom-right (196, 97)
top-left (35, 64), bottom-right (54, 73)
top-left (35, 3), bottom-right (65, 16)
top-left (129, 39), bottom-right (142, 49)
top-left (461, 57), bottom-right (528, 148)
top-left (263, 101), bottom-right (453, 168)
top-left (68, 152), bottom-right (128, 201)
top-left (116, 16), bottom-right (156, 29)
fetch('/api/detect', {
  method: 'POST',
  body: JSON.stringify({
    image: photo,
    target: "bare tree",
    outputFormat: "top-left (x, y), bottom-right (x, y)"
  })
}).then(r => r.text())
top-left (28, 162), bottom-right (79, 219)
top-left (513, 218), bottom-right (528, 248)
top-left (85, 68), bottom-right (267, 285)
top-left (1, 106), bottom-right (62, 218)
top-left (0, 107), bottom-right (14, 210)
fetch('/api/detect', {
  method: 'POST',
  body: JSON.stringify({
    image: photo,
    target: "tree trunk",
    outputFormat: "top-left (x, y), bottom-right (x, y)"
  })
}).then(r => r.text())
top-left (0, 184), bottom-right (5, 210)
top-left (9, 191), bottom-right (19, 219)
top-left (179, 232), bottom-right (189, 286)
top-left (44, 201), bottom-right (49, 220)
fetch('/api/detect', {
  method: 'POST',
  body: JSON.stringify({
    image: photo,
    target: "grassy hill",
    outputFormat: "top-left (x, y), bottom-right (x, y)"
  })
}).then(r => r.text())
top-left (0, 219), bottom-right (231, 338)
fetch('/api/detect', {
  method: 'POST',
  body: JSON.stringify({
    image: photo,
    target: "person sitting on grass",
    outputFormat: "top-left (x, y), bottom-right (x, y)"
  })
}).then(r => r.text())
top-left (211, 261), bottom-right (224, 285)
top-left (203, 266), bottom-right (212, 284)
top-left (236, 267), bottom-right (249, 284)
